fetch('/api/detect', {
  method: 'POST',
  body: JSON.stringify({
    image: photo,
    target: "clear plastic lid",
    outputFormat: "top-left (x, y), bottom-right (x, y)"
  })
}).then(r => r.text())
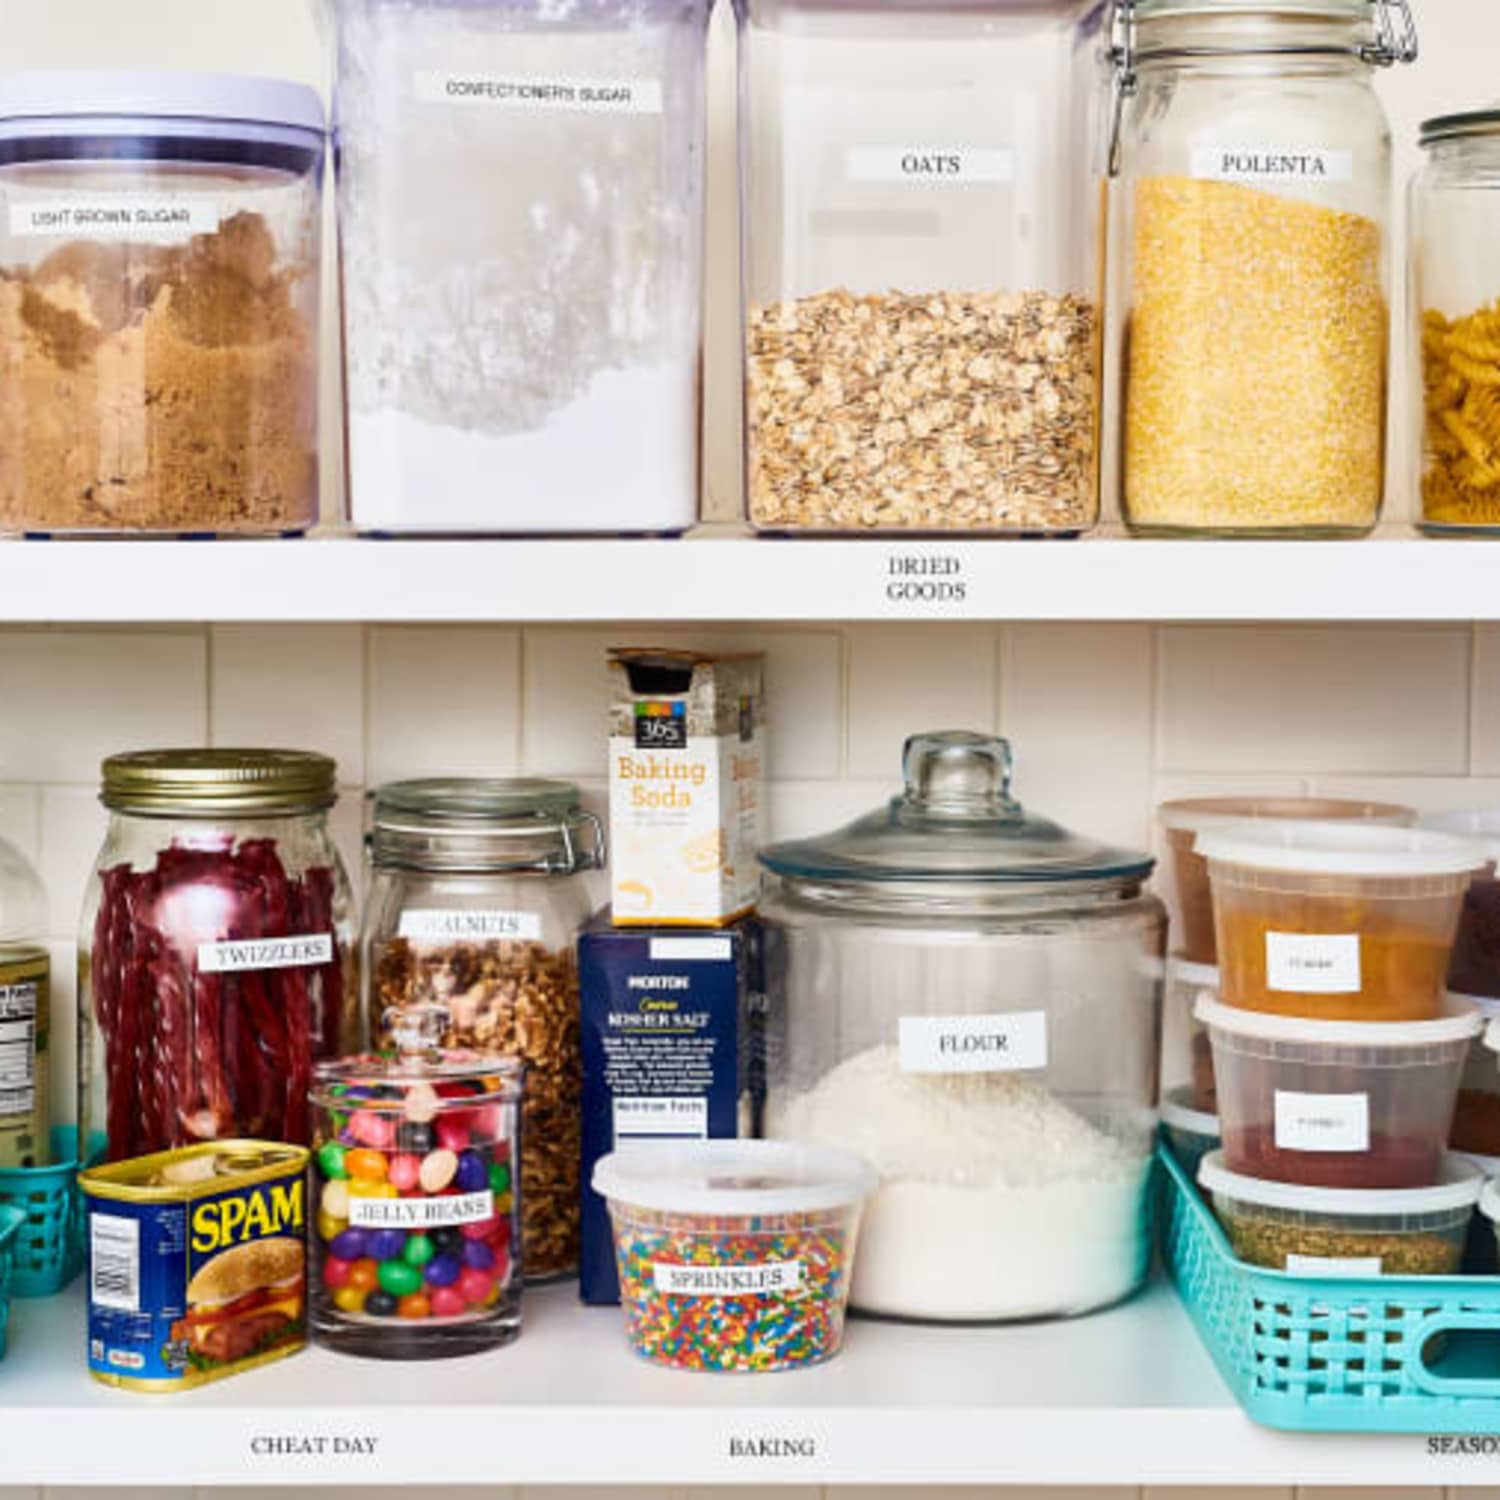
top-left (1166, 955), bottom-right (1219, 990)
top-left (759, 732), bottom-right (1154, 891)
top-left (1195, 820), bottom-right (1485, 879)
top-left (1196, 994), bottom-right (1483, 1047)
top-left (1201, 1150), bottom-right (1482, 1216)
top-left (1160, 1085), bottom-right (1219, 1137)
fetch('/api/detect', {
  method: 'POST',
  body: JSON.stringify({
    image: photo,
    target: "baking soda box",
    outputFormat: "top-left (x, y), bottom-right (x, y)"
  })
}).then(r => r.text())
top-left (607, 648), bottom-right (765, 927)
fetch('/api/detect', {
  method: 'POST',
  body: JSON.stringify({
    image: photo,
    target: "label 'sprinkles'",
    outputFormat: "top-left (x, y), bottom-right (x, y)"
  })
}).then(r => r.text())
top-left (348, 1190), bottom-right (495, 1230)
top-left (10, 198), bottom-right (222, 240)
top-left (1274, 1088), bottom-right (1370, 1153)
top-left (1265, 931), bottom-right (1361, 994)
top-left (197, 934), bottom-right (334, 975)
top-left (1189, 146), bottom-right (1354, 184)
top-left (397, 910), bottom-right (542, 942)
top-left (414, 71), bottom-right (663, 115)
top-left (898, 1011), bottom-right (1048, 1075)
top-left (653, 1259), bottom-right (803, 1296)
top-left (846, 147), bottom-right (1015, 184)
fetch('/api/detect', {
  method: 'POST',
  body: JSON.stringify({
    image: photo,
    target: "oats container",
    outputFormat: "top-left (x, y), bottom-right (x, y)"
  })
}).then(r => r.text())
top-left (737, 0), bottom-right (1108, 535)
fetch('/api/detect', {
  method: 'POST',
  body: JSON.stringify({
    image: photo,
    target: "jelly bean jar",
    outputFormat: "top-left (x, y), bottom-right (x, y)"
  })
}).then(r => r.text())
top-left (309, 1009), bottom-right (523, 1359)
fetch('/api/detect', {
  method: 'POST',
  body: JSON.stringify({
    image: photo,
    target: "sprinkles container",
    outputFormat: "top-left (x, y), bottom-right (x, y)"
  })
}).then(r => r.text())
top-left (593, 1140), bottom-right (876, 1374)
top-left (309, 1005), bottom-right (523, 1360)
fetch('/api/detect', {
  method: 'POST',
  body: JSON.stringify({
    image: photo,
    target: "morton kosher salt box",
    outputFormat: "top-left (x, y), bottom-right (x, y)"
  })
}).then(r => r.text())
top-left (607, 648), bottom-right (765, 927)
top-left (579, 913), bottom-right (766, 1304)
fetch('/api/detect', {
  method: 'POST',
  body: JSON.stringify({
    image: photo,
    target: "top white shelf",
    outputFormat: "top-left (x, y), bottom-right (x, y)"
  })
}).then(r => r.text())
top-left (0, 526), bottom-right (1494, 624)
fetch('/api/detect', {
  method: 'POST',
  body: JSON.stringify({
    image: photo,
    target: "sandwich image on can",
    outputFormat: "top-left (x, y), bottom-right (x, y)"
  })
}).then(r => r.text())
top-left (81, 1140), bottom-right (309, 1391)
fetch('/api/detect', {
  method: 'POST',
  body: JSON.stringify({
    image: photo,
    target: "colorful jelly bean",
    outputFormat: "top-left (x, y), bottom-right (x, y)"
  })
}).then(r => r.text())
top-left (350, 1111), bottom-right (396, 1150)
top-left (455, 1151), bottom-right (488, 1192)
top-left (322, 1255), bottom-right (354, 1290)
top-left (329, 1228), bottom-right (368, 1262)
top-left (365, 1289), bottom-right (399, 1317)
top-left (435, 1117), bottom-right (471, 1154)
top-left (317, 1141), bottom-right (348, 1180)
top-left (388, 1153), bottom-right (421, 1192)
top-left (461, 1240), bottom-right (495, 1271)
top-left (367, 1228), bottom-right (407, 1262)
top-left (378, 1259), bottom-right (424, 1298)
top-left (346, 1147), bottom-right (389, 1183)
top-left (333, 1285), bottom-right (367, 1314)
top-left (418, 1149), bottom-right (457, 1193)
top-left (429, 1285), bottom-right (467, 1317)
top-left (347, 1258), bottom-right (380, 1293)
top-left (398, 1293), bottom-right (433, 1320)
top-left (316, 1209), bottom-right (346, 1244)
top-left (456, 1266), bottom-right (493, 1305)
top-left (424, 1253), bottom-right (461, 1288)
top-left (321, 1179), bottom-right (351, 1219)
top-left (488, 1160), bottom-right (511, 1195)
top-left (403, 1234), bottom-right (435, 1268)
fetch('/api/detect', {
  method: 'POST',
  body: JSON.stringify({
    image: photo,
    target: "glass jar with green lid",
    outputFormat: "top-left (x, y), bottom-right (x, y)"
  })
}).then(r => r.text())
top-left (362, 778), bottom-right (604, 1281)
top-left (80, 749), bottom-right (355, 1162)
top-left (1410, 109), bottom-right (1500, 535)
top-left (1113, 0), bottom-right (1415, 536)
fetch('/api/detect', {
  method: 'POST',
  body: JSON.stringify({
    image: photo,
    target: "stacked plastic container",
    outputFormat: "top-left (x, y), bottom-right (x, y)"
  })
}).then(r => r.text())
top-left (1181, 812), bottom-right (1493, 1276)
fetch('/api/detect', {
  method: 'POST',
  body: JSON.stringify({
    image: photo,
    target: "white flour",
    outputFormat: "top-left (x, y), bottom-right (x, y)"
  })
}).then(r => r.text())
top-left (770, 1045), bottom-right (1152, 1320)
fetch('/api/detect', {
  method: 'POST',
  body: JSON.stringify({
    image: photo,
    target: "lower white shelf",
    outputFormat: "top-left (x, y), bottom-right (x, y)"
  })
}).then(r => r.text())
top-left (0, 1279), bottom-right (1479, 1485)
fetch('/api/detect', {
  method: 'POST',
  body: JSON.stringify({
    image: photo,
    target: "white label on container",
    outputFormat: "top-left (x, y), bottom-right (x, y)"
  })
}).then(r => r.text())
top-left (653, 1259), bottom-right (804, 1297)
top-left (648, 936), bottom-right (733, 962)
top-left (613, 1096), bottom-right (709, 1139)
top-left (10, 197), bottom-right (222, 240)
top-left (1274, 1088), bottom-right (1371, 1153)
top-left (197, 933), bottom-right (333, 974)
top-left (349, 1190), bottom-right (494, 1230)
top-left (90, 1213), bottom-right (141, 1312)
top-left (397, 909), bottom-right (542, 943)
top-left (898, 1012), bottom-right (1048, 1075)
top-left (414, 71), bottom-right (663, 115)
top-left (1265, 931), bottom-right (1362, 993)
top-left (846, 147), bottom-right (1015, 185)
top-left (1286, 1253), bottom-right (1383, 1277)
top-left (1190, 146), bottom-right (1354, 183)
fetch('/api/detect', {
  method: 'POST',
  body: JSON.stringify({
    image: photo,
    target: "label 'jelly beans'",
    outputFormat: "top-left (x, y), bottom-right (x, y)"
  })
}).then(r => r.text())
top-left (309, 1035), bottom-right (523, 1360)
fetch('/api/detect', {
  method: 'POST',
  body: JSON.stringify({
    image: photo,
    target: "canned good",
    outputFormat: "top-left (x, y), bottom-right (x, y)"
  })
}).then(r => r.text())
top-left (0, 945), bottom-right (48, 1168)
top-left (81, 1140), bottom-right (309, 1392)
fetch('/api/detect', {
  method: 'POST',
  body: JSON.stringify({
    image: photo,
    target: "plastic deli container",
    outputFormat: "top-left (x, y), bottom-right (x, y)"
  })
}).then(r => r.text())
top-left (1164, 955), bottom-right (1219, 1113)
top-left (335, 0), bottom-right (710, 536)
top-left (1197, 822), bottom-right (1484, 1021)
top-left (0, 72), bottom-right (325, 536)
top-left (1419, 810), bottom-right (1500, 998)
top-left (1198, 996), bottom-right (1481, 1190)
top-left (593, 1140), bottom-right (876, 1373)
top-left (1160, 1086), bottom-right (1220, 1180)
top-left (1158, 798), bottom-right (1414, 965)
top-left (1201, 1150), bottom-right (1481, 1276)
top-left (1469, 1009), bottom-right (1500, 1156)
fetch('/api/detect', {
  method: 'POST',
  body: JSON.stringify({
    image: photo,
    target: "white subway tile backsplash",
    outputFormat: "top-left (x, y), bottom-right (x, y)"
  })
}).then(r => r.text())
top-left (45, 939), bottom-right (77, 1128)
top-left (0, 629), bottom-right (206, 783)
top-left (1159, 627), bottom-right (1471, 776)
top-left (210, 625), bottom-right (367, 784)
top-left (845, 624), bottom-right (1000, 779)
top-left (368, 627), bottom-right (522, 783)
top-left (767, 781), bottom-right (893, 844)
top-left (1306, 775), bottom-right (1500, 820)
top-left (0, 784), bottom-right (40, 865)
top-left (1470, 625), bottom-right (1500, 777)
top-left (37, 787), bottom-right (105, 939)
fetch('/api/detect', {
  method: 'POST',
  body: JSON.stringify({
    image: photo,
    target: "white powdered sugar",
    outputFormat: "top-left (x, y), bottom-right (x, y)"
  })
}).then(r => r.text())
top-left (770, 1045), bottom-right (1152, 1320)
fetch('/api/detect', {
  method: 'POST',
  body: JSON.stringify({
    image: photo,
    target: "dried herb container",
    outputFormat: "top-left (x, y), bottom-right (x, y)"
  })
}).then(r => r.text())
top-left (363, 779), bottom-right (604, 1280)
top-left (1200, 1150), bottom-right (1481, 1275)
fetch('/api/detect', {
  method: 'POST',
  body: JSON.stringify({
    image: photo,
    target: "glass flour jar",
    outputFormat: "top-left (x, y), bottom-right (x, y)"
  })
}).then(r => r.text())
top-left (738, 0), bottom-right (1110, 535)
top-left (334, 0), bottom-right (710, 535)
top-left (1115, 0), bottom-right (1415, 535)
top-left (759, 732), bottom-right (1165, 1322)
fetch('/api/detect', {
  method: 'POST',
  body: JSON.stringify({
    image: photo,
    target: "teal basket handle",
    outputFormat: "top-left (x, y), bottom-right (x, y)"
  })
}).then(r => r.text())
top-left (1408, 1311), bottom-right (1500, 1399)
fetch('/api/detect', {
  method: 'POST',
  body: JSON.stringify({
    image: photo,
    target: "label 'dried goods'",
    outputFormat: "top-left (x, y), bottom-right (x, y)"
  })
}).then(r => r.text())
top-left (197, 934), bottom-right (334, 975)
top-left (1189, 146), bottom-right (1354, 184)
top-left (898, 1011), bottom-right (1048, 1075)
top-left (845, 147), bottom-right (1016, 185)
top-left (348, 1190), bottom-right (495, 1230)
top-left (1264, 931), bottom-right (1361, 994)
top-left (1274, 1088), bottom-right (1370, 1153)
top-left (414, 71), bottom-right (663, 115)
top-left (653, 1259), bottom-right (804, 1297)
top-left (10, 197), bottom-right (222, 241)
top-left (397, 910), bottom-right (542, 942)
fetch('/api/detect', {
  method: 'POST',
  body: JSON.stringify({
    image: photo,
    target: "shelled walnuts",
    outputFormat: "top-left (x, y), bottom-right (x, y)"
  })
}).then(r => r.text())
top-left (746, 287), bottom-right (1099, 533)
top-left (375, 938), bottom-right (582, 1279)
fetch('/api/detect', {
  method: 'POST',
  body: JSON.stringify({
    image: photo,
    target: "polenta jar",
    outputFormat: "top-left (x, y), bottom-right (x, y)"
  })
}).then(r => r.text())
top-left (1114, 0), bottom-right (1415, 536)
top-left (1411, 110), bottom-right (1500, 535)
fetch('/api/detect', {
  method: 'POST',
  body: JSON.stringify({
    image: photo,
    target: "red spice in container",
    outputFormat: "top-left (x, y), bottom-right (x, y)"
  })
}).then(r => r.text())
top-left (1220, 1122), bottom-right (1440, 1189)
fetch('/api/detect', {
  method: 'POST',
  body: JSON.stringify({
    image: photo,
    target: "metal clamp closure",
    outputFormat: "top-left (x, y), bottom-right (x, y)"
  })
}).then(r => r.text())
top-left (1107, 0), bottom-right (1138, 176)
top-left (1363, 0), bottom-right (1418, 66)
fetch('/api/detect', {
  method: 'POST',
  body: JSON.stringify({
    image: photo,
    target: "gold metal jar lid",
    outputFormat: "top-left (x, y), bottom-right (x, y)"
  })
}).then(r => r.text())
top-left (101, 749), bottom-right (338, 817)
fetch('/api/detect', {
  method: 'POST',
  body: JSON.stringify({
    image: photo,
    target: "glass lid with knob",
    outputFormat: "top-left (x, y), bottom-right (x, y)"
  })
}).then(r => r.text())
top-left (758, 731), bottom-right (1155, 893)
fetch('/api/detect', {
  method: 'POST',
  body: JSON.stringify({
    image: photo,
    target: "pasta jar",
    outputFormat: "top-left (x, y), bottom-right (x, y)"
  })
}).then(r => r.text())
top-left (80, 750), bottom-right (356, 1162)
top-left (334, 0), bottom-right (710, 535)
top-left (1114, 0), bottom-right (1415, 536)
top-left (0, 73), bottom-right (325, 535)
top-left (738, 0), bottom-right (1109, 535)
top-left (363, 779), bottom-right (603, 1280)
top-left (1411, 110), bottom-right (1500, 535)
top-left (310, 1009), bottom-right (523, 1359)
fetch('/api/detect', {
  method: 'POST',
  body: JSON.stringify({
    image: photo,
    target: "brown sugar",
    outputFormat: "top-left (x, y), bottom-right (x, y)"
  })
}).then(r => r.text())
top-left (0, 211), bottom-right (316, 534)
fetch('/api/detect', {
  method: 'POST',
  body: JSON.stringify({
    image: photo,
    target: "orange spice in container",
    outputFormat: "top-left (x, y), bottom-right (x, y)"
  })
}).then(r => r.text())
top-left (1197, 823), bottom-right (1485, 1023)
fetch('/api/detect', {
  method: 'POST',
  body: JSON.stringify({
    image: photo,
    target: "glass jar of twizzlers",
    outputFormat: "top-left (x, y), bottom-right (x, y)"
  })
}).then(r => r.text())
top-left (309, 1006), bottom-right (523, 1360)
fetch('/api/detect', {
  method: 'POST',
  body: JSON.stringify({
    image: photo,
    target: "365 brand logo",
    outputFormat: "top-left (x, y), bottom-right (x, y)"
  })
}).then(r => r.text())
top-left (634, 701), bottom-right (687, 749)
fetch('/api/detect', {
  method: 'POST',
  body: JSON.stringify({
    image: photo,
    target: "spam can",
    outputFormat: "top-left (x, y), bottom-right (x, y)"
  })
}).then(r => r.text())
top-left (80, 1140), bottom-right (309, 1392)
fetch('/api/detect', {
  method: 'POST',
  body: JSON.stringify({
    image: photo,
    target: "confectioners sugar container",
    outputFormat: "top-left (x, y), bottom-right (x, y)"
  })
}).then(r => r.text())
top-left (737, 0), bottom-right (1109, 534)
top-left (758, 731), bottom-right (1165, 1322)
top-left (334, 0), bottom-right (710, 534)
top-left (0, 72), bottom-right (325, 536)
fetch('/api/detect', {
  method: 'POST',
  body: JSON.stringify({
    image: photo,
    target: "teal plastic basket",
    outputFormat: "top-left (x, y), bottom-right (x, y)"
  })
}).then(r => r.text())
top-left (1160, 1141), bottom-right (1500, 1432)
top-left (0, 1203), bottom-right (24, 1359)
top-left (0, 1126), bottom-right (96, 1297)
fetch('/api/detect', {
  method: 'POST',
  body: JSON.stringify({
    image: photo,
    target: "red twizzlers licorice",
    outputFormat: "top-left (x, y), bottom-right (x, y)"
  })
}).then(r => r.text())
top-left (91, 837), bottom-right (349, 1160)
